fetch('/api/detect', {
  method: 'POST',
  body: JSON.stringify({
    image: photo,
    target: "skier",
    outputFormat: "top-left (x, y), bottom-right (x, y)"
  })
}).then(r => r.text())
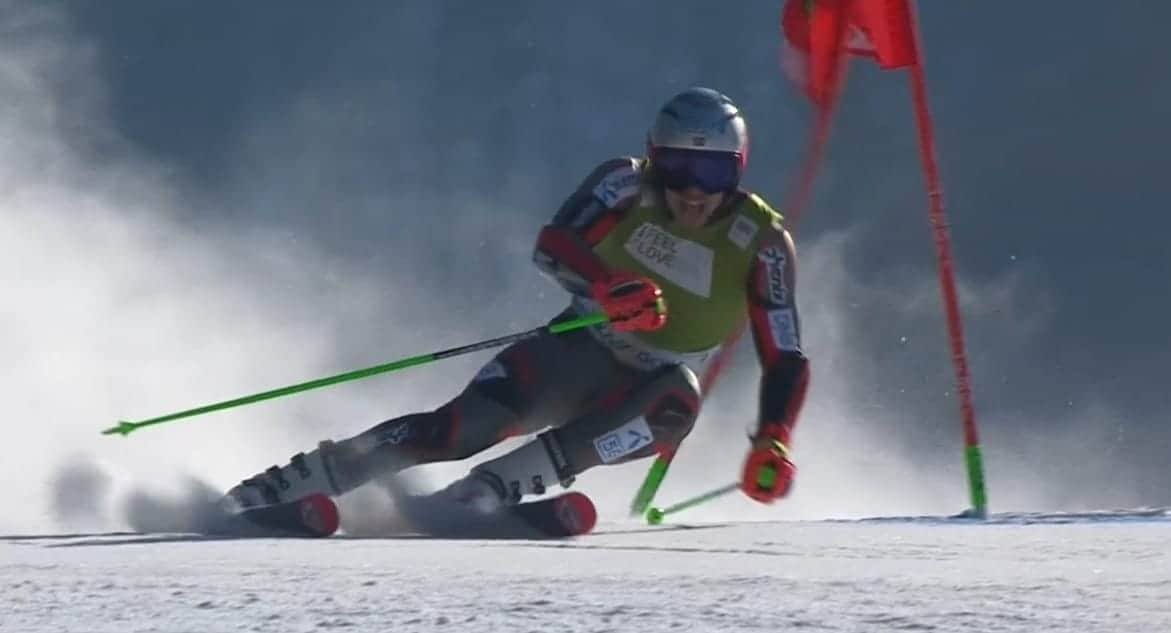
top-left (223, 86), bottom-right (810, 520)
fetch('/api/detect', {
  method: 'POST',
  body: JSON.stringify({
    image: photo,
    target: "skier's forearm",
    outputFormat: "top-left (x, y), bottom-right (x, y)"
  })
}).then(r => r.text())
top-left (532, 224), bottom-right (613, 297)
top-left (756, 353), bottom-right (809, 444)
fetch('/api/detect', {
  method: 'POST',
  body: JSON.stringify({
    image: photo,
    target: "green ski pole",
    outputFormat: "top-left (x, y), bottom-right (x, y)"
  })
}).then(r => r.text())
top-left (103, 313), bottom-right (609, 438)
top-left (645, 482), bottom-right (738, 525)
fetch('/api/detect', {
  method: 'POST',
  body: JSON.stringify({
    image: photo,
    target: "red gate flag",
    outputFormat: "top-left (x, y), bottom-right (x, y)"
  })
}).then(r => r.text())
top-left (781, 0), bottom-right (918, 105)
top-left (778, 0), bottom-right (990, 517)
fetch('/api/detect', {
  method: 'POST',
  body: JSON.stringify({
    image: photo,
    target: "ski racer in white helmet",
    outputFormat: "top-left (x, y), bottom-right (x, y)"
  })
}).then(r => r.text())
top-left (222, 86), bottom-right (809, 521)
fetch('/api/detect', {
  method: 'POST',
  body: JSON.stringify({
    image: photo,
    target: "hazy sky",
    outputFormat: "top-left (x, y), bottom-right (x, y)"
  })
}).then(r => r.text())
top-left (69, 1), bottom-right (1171, 402)
top-left (4, 2), bottom-right (1169, 528)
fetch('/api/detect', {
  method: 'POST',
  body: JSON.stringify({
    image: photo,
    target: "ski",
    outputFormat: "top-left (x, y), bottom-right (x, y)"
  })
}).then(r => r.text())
top-left (510, 491), bottom-right (597, 538)
top-left (396, 491), bottom-right (597, 539)
top-left (208, 493), bottom-right (340, 538)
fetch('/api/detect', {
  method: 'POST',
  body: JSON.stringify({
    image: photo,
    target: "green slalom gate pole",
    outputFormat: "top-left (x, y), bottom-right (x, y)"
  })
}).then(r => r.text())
top-left (645, 482), bottom-right (738, 525)
top-left (102, 313), bottom-right (610, 438)
top-left (629, 454), bottom-right (673, 517)
top-left (964, 443), bottom-right (988, 518)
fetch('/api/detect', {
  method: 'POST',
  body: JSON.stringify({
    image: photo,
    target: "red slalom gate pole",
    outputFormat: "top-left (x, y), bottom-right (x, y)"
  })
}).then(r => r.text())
top-left (905, 3), bottom-right (988, 517)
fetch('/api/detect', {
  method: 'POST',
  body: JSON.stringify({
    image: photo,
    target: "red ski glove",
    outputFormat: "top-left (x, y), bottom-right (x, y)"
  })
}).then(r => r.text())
top-left (740, 435), bottom-right (795, 504)
top-left (591, 272), bottom-right (668, 332)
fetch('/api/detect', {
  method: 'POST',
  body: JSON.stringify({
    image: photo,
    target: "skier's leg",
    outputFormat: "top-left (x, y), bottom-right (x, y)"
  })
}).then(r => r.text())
top-left (452, 362), bottom-right (701, 506)
top-left (224, 323), bottom-right (614, 509)
top-left (551, 362), bottom-right (701, 471)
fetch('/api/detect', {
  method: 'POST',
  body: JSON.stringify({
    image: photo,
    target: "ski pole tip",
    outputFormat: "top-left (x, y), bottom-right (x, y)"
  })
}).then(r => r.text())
top-left (646, 507), bottom-right (665, 525)
top-left (101, 421), bottom-right (137, 437)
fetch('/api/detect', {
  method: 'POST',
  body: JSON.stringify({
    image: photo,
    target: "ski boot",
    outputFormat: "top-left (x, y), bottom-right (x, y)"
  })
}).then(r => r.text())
top-left (222, 440), bottom-right (365, 513)
top-left (437, 431), bottom-right (576, 514)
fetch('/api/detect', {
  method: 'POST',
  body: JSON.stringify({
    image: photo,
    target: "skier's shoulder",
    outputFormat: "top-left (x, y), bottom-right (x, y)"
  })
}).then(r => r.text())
top-left (732, 189), bottom-right (785, 230)
top-left (576, 156), bottom-right (650, 209)
top-left (727, 189), bottom-right (792, 252)
top-left (550, 156), bottom-right (647, 229)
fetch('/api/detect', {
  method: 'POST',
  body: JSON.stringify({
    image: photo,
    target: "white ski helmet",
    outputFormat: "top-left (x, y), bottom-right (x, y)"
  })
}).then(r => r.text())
top-left (647, 87), bottom-right (749, 168)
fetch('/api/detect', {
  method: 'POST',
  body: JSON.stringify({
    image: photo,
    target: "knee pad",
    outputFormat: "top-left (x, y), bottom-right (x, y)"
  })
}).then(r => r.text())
top-left (641, 365), bottom-right (700, 446)
top-left (644, 390), bottom-right (700, 446)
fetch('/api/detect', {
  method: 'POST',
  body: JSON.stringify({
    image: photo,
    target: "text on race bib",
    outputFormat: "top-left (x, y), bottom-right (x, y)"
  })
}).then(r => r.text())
top-left (623, 223), bottom-right (714, 298)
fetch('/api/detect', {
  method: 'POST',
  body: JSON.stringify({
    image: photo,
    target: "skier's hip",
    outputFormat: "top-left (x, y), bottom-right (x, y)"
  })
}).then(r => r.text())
top-left (569, 297), bottom-right (719, 375)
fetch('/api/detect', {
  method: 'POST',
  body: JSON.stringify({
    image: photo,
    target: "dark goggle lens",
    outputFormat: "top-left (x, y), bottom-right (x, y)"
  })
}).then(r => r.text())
top-left (654, 149), bottom-right (741, 194)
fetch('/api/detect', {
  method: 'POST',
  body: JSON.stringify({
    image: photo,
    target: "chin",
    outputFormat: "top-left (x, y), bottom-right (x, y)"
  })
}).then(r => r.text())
top-left (674, 213), bottom-right (709, 228)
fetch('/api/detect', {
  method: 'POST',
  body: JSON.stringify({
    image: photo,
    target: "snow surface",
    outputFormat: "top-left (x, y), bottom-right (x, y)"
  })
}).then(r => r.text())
top-left (4, 511), bottom-right (1170, 633)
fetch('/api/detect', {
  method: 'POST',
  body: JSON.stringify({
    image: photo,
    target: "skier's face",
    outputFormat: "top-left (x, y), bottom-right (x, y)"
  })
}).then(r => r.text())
top-left (665, 187), bottom-right (725, 228)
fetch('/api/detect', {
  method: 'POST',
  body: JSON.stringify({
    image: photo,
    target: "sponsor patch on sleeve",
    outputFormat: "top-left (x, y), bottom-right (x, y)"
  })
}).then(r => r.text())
top-left (592, 166), bottom-right (642, 208)
top-left (758, 246), bottom-right (789, 305)
top-left (767, 308), bottom-right (801, 352)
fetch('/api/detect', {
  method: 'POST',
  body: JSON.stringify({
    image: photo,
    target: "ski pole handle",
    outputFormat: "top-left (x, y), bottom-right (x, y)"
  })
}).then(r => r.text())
top-left (645, 482), bottom-right (738, 525)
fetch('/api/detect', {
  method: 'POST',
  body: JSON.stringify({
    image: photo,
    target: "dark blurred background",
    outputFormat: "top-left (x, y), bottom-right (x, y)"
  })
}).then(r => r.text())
top-left (32, 1), bottom-right (1171, 508)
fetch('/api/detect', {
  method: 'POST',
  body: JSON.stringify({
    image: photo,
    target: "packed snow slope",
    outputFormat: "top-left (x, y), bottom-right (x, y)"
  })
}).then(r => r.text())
top-left (4, 511), bottom-right (1170, 633)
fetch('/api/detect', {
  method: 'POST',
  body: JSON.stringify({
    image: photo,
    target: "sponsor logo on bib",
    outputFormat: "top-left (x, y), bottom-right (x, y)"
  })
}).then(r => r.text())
top-left (728, 215), bottom-right (759, 250)
top-left (624, 223), bottom-right (714, 297)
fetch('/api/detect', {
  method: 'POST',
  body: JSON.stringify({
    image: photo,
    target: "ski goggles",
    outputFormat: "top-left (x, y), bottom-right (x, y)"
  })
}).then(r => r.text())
top-left (652, 148), bottom-right (742, 194)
